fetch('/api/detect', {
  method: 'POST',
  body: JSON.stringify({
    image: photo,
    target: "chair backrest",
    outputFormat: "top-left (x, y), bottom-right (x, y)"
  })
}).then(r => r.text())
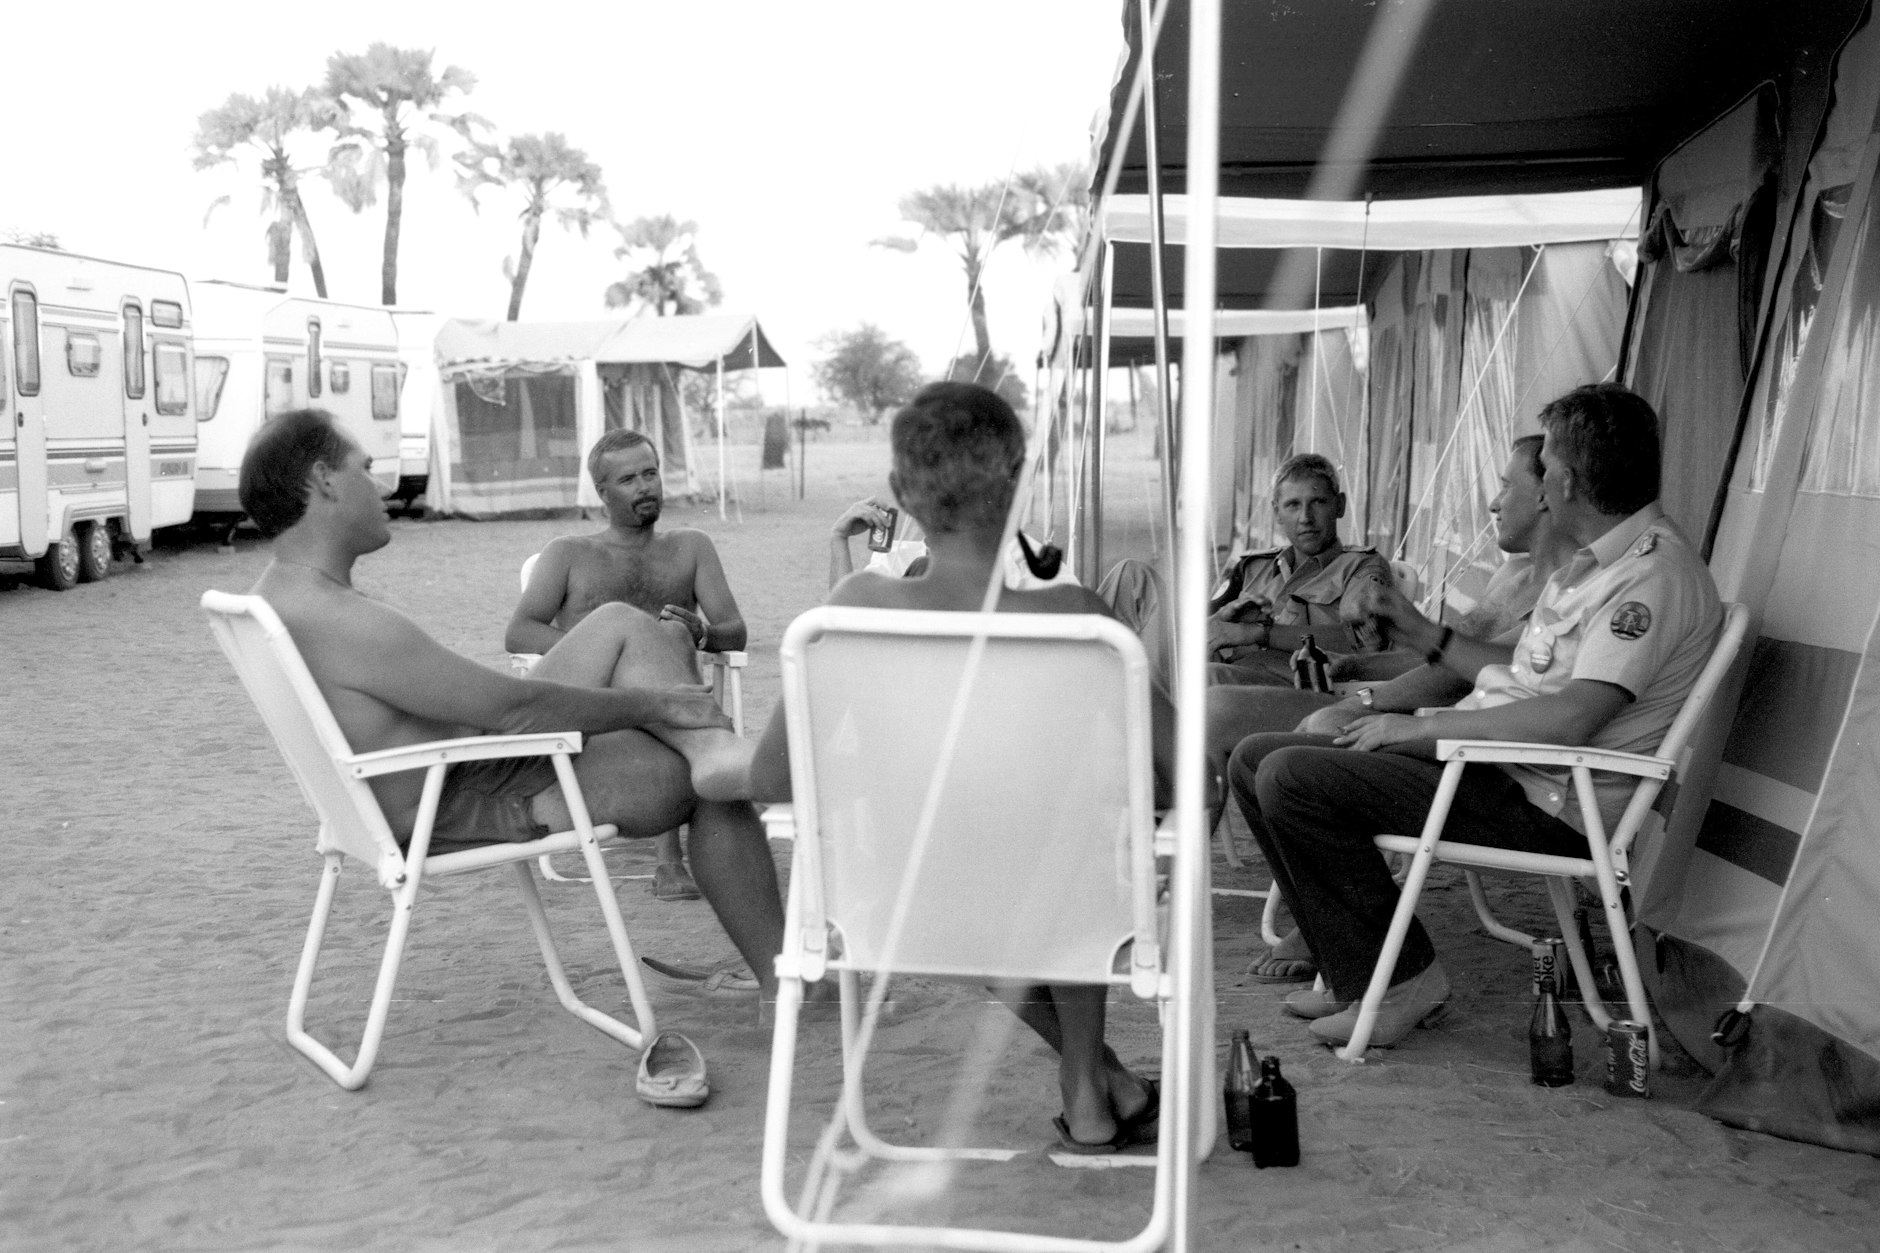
top-left (201, 590), bottom-right (405, 882)
top-left (779, 606), bottom-right (1159, 989)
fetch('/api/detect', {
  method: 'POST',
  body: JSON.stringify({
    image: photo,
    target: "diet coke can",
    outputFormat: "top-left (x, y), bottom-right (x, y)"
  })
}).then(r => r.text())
top-left (1605, 1020), bottom-right (1651, 1098)
top-left (1531, 937), bottom-right (1564, 997)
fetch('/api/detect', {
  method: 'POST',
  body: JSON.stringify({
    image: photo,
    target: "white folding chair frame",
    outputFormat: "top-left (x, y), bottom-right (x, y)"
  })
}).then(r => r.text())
top-left (202, 590), bottom-right (656, 1091)
top-left (1336, 603), bottom-right (1750, 1064)
top-left (759, 606), bottom-right (1207, 1253)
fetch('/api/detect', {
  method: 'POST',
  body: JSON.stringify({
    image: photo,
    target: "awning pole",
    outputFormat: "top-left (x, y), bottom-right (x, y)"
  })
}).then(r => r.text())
top-left (716, 356), bottom-right (727, 521)
top-left (1170, 1), bottom-right (1221, 1247)
top-left (1137, 0), bottom-right (1180, 562)
top-left (1092, 241), bottom-right (1115, 582)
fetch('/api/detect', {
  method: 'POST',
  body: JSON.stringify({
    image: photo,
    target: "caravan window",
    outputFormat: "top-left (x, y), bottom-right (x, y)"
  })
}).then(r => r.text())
top-left (123, 304), bottom-right (145, 398)
top-left (307, 318), bottom-right (322, 398)
top-left (66, 331), bottom-right (102, 378)
top-left (371, 362), bottom-right (399, 420)
top-left (329, 360), bottom-right (351, 394)
top-left (150, 300), bottom-right (183, 329)
top-left (154, 342), bottom-right (189, 415)
top-left (194, 356), bottom-right (229, 421)
top-left (265, 357), bottom-right (293, 417)
top-left (12, 289), bottom-right (39, 396)
top-left (0, 318), bottom-right (8, 409)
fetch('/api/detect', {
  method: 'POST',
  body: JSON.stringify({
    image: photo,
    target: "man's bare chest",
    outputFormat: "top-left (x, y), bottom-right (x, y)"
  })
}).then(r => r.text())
top-left (563, 545), bottom-right (696, 620)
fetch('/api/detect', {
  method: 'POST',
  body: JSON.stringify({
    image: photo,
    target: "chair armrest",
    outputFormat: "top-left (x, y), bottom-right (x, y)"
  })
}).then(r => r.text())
top-left (760, 803), bottom-right (796, 841)
top-left (1435, 739), bottom-right (1673, 780)
top-left (340, 732), bottom-right (585, 779)
top-left (702, 650), bottom-right (748, 668)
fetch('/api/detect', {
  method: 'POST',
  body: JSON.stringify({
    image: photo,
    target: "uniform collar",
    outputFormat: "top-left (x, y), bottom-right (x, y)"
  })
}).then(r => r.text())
top-left (1279, 537), bottom-right (1345, 575)
top-left (1586, 502), bottom-right (1665, 569)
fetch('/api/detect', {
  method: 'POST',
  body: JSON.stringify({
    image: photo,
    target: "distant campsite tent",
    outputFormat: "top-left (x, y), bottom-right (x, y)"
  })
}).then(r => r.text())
top-left (428, 314), bottom-right (784, 518)
top-left (1083, 0), bottom-right (1880, 1157)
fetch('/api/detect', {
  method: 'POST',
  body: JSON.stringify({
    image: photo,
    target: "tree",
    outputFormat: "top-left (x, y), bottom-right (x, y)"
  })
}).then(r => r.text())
top-left (1, 229), bottom-right (61, 249)
top-left (455, 131), bottom-right (607, 320)
top-left (873, 166), bottom-right (1087, 372)
top-left (324, 44), bottom-right (482, 305)
top-left (193, 87), bottom-right (340, 296)
top-left (814, 324), bottom-right (926, 421)
top-left (944, 350), bottom-right (1028, 414)
top-left (604, 216), bottom-right (723, 317)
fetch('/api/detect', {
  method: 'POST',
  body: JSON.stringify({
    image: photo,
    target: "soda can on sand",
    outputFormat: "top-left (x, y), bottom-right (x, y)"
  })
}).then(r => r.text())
top-left (1531, 937), bottom-right (1564, 997)
top-left (1605, 1020), bottom-right (1651, 1098)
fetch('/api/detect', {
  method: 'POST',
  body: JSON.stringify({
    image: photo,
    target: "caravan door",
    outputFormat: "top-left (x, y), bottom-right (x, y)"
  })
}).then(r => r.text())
top-left (120, 300), bottom-right (151, 544)
top-left (9, 285), bottom-right (48, 559)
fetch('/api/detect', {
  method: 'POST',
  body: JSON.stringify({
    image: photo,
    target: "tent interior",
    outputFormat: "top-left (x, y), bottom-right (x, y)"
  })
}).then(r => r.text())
top-left (428, 316), bottom-right (784, 519)
top-left (1062, 0), bottom-right (1880, 1157)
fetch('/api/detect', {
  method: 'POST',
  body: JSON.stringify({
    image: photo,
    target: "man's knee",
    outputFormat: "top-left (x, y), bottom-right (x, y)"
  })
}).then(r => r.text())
top-left (578, 730), bottom-right (695, 836)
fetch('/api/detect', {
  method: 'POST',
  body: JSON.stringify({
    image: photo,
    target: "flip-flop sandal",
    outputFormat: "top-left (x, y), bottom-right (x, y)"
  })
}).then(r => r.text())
top-left (1052, 1114), bottom-right (1132, 1156)
top-left (1246, 952), bottom-right (1318, 984)
top-left (636, 1030), bottom-right (710, 1108)
top-left (1116, 1077), bottom-right (1160, 1147)
top-left (642, 956), bottom-right (761, 999)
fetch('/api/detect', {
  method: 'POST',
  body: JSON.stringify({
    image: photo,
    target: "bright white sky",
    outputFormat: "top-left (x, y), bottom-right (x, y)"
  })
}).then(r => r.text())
top-left (2, 1), bottom-right (1122, 402)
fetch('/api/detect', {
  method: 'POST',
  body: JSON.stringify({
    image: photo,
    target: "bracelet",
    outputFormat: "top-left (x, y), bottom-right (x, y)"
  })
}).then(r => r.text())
top-left (1425, 625), bottom-right (1454, 666)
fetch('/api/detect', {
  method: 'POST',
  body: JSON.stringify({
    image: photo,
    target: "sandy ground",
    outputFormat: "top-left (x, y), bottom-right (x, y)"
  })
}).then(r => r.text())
top-left (3, 429), bottom-right (1875, 1253)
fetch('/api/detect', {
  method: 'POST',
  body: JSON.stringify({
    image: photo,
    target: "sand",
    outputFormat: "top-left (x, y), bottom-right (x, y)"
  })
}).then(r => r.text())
top-left (2, 429), bottom-right (1874, 1253)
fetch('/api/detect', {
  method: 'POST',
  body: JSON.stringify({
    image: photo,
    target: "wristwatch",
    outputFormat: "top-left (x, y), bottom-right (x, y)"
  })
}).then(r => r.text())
top-left (1356, 687), bottom-right (1376, 709)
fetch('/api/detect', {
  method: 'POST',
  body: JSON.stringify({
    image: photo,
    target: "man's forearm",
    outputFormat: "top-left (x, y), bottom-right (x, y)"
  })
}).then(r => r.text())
top-left (505, 618), bottom-right (567, 656)
top-left (1267, 621), bottom-right (1365, 654)
top-left (829, 535), bottom-right (855, 589)
top-left (701, 619), bottom-right (747, 653)
top-left (1371, 663), bottom-right (1473, 712)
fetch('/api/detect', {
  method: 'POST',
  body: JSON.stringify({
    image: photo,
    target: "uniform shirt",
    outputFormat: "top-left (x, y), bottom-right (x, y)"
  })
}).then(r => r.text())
top-left (1441, 504), bottom-right (1721, 832)
top-left (1209, 541), bottom-right (1393, 667)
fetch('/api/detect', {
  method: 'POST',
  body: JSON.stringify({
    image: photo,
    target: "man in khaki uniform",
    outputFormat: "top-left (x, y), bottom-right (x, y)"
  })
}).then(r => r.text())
top-left (1207, 453), bottom-right (1392, 686)
top-left (1226, 385), bottom-right (1722, 1047)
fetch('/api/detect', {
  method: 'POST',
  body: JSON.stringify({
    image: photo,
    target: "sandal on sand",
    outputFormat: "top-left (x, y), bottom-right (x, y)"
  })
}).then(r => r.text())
top-left (1116, 1077), bottom-right (1159, 1147)
top-left (651, 864), bottom-right (702, 902)
top-left (636, 1030), bottom-right (710, 1108)
top-left (642, 956), bottom-right (761, 999)
top-left (1052, 1114), bottom-right (1133, 1155)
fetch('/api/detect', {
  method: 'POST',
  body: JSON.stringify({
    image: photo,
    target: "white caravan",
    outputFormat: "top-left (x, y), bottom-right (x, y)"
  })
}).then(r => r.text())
top-left (389, 308), bottom-right (441, 512)
top-left (1, 245), bottom-right (197, 590)
top-left (191, 283), bottom-right (401, 518)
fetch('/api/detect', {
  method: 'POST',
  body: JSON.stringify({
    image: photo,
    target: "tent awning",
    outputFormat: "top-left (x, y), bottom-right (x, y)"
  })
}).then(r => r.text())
top-left (1100, 189), bottom-right (1641, 251)
top-left (1096, 0), bottom-right (1866, 200)
top-left (434, 314), bottom-right (787, 374)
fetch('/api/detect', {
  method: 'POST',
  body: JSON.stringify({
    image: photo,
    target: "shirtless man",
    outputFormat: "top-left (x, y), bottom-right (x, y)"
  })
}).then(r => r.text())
top-left (239, 408), bottom-right (783, 996)
top-left (507, 429), bottom-right (748, 901)
top-left (746, 382), bottom-right (1172, 1154)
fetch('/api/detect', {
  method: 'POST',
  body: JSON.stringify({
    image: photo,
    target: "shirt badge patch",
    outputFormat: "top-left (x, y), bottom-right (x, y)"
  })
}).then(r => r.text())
top-left (1610, 602), bottom-right (1652, 640)
top-left (1631, 531), bottom-right (1658, 558)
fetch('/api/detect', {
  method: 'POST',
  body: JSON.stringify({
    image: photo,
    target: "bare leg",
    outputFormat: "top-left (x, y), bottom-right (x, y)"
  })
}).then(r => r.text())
top-left (534, 603), bottom-right (756, 800)
top-left (685, 799), bottom-right (784, 998)
top-left (989, 982), bottom-right (1151, 1145)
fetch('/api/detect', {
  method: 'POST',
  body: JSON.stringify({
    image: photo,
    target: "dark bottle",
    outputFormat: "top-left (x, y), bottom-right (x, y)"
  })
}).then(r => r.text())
top-left (1290, 633), bottom-right (1331, 693)
top-left (1248, 1056), bottom-right (1300, 1167)
top-left (1529, 974), bottom-right (1575, 1087)
top-left (1224, 1029), bottom-right (1258, 1152)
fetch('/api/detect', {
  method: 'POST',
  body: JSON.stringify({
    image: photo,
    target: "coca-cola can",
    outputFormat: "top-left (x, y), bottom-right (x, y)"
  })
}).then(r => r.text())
top-left (1531, 937), bottom-right (1564, 997)
top-left (1605, 1020), bottom-right (1651, 1098)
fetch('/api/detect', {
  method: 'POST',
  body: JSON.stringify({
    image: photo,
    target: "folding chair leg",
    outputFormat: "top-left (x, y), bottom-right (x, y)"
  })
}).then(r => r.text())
top-left (1548, 878), bottom-right (1612, 1033)
top-left (285, 852), bottom-right (419, 1091)
top-left (1467, 870), bottom-right (1537, 948)
top-left (1339, 760), bottom-right (1465, 1062)
top-left (510, 858), bottom-right (652, 1051)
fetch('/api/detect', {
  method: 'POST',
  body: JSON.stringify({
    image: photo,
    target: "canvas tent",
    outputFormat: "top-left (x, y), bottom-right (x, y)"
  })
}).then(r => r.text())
top-left (428, 314), bottom-right (784, 518)
top-left (1082, 0), bottom-right (1880, 1157)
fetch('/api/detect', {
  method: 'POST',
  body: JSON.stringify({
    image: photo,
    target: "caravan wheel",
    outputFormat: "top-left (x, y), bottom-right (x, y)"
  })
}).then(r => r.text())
top-left (78, 521), bottom-right (113, 583)
top-left (35, 524), bottom-right (81, 591)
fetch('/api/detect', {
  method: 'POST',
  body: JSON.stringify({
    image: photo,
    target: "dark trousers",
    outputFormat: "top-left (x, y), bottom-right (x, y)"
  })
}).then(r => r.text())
top-left (1227, 735), bottom-right (1586, 1001)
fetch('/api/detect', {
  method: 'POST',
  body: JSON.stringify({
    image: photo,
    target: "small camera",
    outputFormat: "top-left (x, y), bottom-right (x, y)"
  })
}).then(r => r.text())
top-left (867, 507), bottom-right (899, 553)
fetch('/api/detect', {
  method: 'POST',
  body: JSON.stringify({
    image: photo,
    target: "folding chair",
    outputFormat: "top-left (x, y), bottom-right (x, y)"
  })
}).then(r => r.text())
top-left (759, 606), bottom-right (1211, 1253)
top-left (1338, 602), bottom-right (1750, 1063)
top-left (509, 550), bottom-right (748, 883)
top-left (201, 590), bottom-right (656, 1090)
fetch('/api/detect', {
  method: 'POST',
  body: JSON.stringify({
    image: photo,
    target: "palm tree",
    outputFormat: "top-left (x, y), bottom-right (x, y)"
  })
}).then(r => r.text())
top-left (456, 132), bottom-right (607, 320)
top-left (603, 216), bottom-right (723, 317)
top-left (873, 168), bottom-right (1084, 370)
top-left (193, 87), bottom-right (341, 296)
top-left (324, 44), bottom-right (482, 305)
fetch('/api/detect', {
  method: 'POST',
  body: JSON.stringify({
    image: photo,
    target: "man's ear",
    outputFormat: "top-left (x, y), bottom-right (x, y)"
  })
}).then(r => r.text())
top-left (307, 460), bottom-right (342, 503)
top-left (1335, 491), bottom-right (1348, 520)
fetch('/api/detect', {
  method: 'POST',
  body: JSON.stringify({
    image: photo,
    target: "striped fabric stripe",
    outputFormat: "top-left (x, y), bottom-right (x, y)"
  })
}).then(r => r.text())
top-left (1720, 636), bottom-right (1859, 792)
